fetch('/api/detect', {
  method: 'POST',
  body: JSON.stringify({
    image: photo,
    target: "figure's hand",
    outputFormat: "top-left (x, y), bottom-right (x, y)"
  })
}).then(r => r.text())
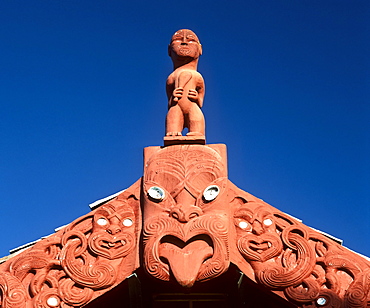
top-left (173, 87), bottom-right (184, 102)
top-left (187, 89), bottom-right (199, 103)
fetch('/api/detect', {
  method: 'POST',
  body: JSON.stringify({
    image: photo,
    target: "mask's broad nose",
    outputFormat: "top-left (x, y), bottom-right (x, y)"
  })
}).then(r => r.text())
top-left (170, 205), bottom-right (202, 222)
top-left (170, 189), bottom-right (202, 222)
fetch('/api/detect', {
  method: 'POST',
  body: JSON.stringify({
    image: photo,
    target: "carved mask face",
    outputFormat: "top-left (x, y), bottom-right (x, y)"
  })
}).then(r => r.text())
top-left (142, 145), bottom-right (230, 287)
top-left (234, 203), bottom-right (283, 263)
top-left (169, 29), bottom-right (202, 60)
top-left (88, 203), bottom-right (136, 260)
top-left (59, 191), bottom-right (140, 292)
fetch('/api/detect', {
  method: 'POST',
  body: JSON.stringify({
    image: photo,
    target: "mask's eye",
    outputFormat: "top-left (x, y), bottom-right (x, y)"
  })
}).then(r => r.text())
top-left (234, 218), bottom-right (252, 231)
top-left (263, 218), bottom-right (273, 226)
top-left (238, 220), bottom-right (249, 230)
top-left (147, 186), bottom-right (165, 201)
top-left (123, 218), bottom-right (133, 227)
top-left (203, 185), bottom-right (220, 201)
top-left (96, 217), bottom-right (108, 226)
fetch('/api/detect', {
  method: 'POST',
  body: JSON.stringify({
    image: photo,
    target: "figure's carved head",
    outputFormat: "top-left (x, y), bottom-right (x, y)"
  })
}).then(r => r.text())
top-left (168, 29), bottom-right (202, 62)
top-left (142, 145), bottom-right (230, 287)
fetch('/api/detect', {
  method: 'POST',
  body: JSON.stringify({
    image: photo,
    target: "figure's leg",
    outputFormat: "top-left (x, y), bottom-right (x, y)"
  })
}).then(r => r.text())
top-left (187, 104), bottom-right (205, 136)
top-left (166, 105), bottom-right (184, 136)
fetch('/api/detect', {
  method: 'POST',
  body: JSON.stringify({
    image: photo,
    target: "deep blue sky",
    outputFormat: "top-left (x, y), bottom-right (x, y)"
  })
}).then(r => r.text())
top-left (1, 1), bottom-right (369, 259)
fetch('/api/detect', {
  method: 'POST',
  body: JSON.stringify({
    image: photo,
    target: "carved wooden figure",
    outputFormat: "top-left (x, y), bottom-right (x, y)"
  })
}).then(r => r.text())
top-left (165, 29), bottom-right (205, 141)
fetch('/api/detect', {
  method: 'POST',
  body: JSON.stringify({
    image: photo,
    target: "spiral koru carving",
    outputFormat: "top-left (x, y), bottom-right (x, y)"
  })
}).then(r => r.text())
top-left (0, 272), bottom-right (27, 308)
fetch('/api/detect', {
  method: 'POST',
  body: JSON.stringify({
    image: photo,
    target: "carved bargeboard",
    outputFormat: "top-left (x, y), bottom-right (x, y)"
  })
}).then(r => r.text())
top-left (0, 181), bottom-right (141, 308)
top-left (1, 144), bottom-right (370, 307)
top-left (229, 183), bottom-right (370, 307)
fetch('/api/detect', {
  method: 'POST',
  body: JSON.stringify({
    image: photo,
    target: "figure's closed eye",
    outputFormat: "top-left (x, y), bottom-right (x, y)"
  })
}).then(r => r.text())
top-left (172, 35), bottom-right (183, 42)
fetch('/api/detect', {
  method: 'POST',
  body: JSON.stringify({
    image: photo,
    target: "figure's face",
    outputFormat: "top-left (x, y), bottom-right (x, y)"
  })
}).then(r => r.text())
top-left (169, 29), bottom-right (202, 60)
top-left (142, 145), bottom-right (230, 288)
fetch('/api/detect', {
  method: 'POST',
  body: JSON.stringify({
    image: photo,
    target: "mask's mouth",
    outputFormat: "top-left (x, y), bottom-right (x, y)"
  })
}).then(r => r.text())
top-left (100, 238), bottom-right (125, 249)
top-left (158, 234), bottom-right (214, 287)
top-left (249, 240), bottom-right (272, 253)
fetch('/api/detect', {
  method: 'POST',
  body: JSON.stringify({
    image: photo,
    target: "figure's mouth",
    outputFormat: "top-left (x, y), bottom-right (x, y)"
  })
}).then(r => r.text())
top-left (178, 48), bottom-right (191, 56)
top-left (158, 234), bottom-right (214, 287)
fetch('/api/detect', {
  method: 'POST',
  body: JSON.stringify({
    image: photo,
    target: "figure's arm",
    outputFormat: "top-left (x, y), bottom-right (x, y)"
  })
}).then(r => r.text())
top-left (172, 87), bottom-right (184, 103)
top-left (166, 75), bottom-right (178, 108)
top-left (188, 74), bottom-right (205, 108)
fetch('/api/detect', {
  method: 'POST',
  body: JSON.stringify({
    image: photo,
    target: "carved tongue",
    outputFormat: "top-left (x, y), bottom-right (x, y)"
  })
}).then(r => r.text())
top-left (159, 240), bottom-right (213, 288)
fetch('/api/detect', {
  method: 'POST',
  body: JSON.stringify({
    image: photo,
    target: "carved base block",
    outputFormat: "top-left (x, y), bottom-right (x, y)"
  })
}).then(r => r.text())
top-left (163, 135), bottom-right (206, 146)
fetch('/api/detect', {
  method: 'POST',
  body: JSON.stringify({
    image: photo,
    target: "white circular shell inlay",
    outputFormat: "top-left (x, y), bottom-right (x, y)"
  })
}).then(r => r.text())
top-left (47, 296), bottom-right (59, 307)
top-left (203, 185), bottom-right (220, 201)
top-left (148, 186), bottom-right (165, 201)
top-left (123, 218), bottom-right (133, 227)
top-left (239, 221), bottom-right (249, 229)
top-left (263, 218), bottom-right (273, 226)
top-left (317, 297), bottom-right (327, 306)
top-left (97, 218), bottom-right (108, 226)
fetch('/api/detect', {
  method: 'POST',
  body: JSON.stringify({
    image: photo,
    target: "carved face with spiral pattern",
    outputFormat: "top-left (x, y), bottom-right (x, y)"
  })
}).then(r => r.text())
top-left (142, 145), bottom-right (230, 287)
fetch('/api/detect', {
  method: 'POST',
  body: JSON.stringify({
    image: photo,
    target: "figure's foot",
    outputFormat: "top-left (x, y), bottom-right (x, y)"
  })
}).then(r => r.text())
top-left (166, 132), bottom-right (182, 136)
top-left (186, 132), bottom-right (204, 136)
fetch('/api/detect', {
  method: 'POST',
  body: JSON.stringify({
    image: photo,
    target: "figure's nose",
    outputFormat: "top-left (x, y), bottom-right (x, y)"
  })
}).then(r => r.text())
top-left (181, 35), bottom-right (188, 45)
top-left (170, 205), bottom-right (202, 223)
